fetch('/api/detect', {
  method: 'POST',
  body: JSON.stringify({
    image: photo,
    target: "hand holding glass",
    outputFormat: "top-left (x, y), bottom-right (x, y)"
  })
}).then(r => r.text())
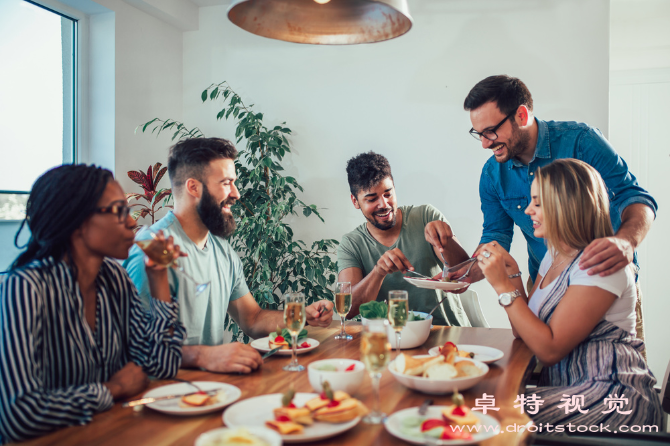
top-left (334, 282), bottom-right (352, 341)
top-left (283, 292), bottom-right (306, 372)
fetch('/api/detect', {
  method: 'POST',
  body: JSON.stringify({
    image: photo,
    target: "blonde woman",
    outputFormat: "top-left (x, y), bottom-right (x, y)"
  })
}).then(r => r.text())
top-left (477, 158), bottom-right (661, 431)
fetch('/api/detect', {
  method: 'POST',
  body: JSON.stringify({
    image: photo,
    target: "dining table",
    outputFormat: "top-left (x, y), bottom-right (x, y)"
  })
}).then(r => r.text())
top-left (17, 321), bottom-right (536, 446)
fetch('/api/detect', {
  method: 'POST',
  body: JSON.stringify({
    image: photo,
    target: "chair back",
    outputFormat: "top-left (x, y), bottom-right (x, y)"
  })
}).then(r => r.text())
top-left (456, 289), bottom-right (490, 328)
top-left (662, 357), bottom-right (670, 414)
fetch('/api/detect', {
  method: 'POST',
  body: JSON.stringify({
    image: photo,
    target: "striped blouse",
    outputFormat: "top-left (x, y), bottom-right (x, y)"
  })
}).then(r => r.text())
top-left (0, 257), bottom-right (185, 443)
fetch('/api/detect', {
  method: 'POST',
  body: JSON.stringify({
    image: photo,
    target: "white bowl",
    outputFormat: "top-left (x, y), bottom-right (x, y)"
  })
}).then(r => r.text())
top-left (308, 358), bottom-right (366, 395)
top-left (194, 426), bottom-right (281, 446)
top-left (388, 355), bottom-right (488, 395)
top-left (362, 311), bottom-right (432, 349)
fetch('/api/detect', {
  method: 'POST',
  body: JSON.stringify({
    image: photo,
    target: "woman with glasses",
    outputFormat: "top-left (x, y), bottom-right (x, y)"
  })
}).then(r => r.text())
top-left (476, 159), bottom-right (661, 433)
top-left (0, 165), bottom-right (186, 443)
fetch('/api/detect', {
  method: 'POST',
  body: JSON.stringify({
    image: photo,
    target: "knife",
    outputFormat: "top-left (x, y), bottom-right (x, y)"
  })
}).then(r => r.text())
top-left (122, 389), bottom-right (218, 408)
top-left (262, 347), bottom-right (281, 359)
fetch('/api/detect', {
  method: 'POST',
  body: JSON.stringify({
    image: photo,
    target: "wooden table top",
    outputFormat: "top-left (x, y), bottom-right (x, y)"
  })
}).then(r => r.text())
top-left (18, 322), bottom-right (535, 446)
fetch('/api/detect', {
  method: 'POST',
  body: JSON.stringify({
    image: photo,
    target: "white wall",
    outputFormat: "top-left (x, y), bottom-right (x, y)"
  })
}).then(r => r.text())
top-left (609, 0), bottom-right (670, 386)
top-left (180, 0), bottom-right (609, 331)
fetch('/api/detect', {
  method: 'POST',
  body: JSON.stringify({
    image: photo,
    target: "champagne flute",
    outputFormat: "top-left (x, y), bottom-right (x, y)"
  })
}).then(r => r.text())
top-left (135, 228), bottom-right (210, 295)
top-left (283, 292), bottom-right (306, 372)
top-left (334, 282), bottom-right (353, 341)
top-left (360, 319), bottom-right (391, 424)
top-left (388, 290), bottom-right (408, 356)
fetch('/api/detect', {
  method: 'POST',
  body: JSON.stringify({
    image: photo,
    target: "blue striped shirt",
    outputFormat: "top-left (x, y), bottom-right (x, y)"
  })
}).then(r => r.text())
top-left (0, 257), bottom-right (185, 443)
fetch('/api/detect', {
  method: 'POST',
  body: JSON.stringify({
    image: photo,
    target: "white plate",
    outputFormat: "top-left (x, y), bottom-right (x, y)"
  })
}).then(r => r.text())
top-left (251, 337), bottom-right (320, 355)
top-left (404, 277), bottom-right (469, 291)
top-left (223, 393), bottom-right (360, 443)
top-left (427, 344), bottom-right (504, 364)
top-left (385, 405), bottom-right (500, 445)
top-left (195, 426), bottom-right (282, 446)
top-left (143, 381), bottom-right (241, 416)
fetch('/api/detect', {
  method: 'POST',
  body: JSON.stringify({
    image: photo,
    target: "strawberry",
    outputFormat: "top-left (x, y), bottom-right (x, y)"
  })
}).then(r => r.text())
top-left (275, 415), bottom-right (291, 422)
top-left (287, 402), bottom-right (296, 409)
top-left (420, 418), bottom-right (447, 432)
top-left (320, 392), bottom-right (328, 400)
top-left (452, 406), bottom-right (467, 416)
top-left (299, 342), bottom-right (310, 349)
top-left (345, 364), bottom-right (356, 371)
top-left (326, 400), bottom-right (340, 408)
top-left (196, 390), bottom-right (207, 395)
top-left (441, 427), bottom-right (472, 440)
top-left (274, 335), bottom-right (285, 343)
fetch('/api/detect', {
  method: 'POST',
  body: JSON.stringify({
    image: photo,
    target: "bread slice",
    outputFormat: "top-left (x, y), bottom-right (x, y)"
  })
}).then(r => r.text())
top-left (265, 419), bottom-right (304, 434)
top-left (273, 407), bottom-right (313, 425)
top-left (313, 399), bottom-right (367, 423)
top-left (305, 391), bottom-right (350, 412)
top-left (422, 363), bottom-right (457, 379)
top-left (454, 360), bottom-right (481, 378)
top-left (181, 393), bottom-right (210, 406)
top-left (442, 405), bottom-right (479, 426)
top-left (396, 354), bottom-right (445, 376)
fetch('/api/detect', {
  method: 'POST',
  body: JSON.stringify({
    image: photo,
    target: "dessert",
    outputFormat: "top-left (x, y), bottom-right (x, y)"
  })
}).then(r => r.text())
top-left (441, 389), bottom-right (479, 427)
top-left (181, 392), bottom-right (211, 407)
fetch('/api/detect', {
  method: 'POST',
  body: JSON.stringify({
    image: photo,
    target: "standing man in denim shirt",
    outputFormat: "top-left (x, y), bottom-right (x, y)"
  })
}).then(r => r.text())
top-left (455, 75), bottom-right (657, 349)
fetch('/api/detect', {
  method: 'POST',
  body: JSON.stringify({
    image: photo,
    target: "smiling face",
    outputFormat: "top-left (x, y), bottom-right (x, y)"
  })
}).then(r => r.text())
top-left (78, 180), bottom-right (137, 259)
top-left (469, 101), bottom-right (531, 163)
top-left (352, 176), bottom-right (398, 231)
top-left (197, 158), bottom-right (240, 238)
top-left (525, 178), bottom-right (545, 239)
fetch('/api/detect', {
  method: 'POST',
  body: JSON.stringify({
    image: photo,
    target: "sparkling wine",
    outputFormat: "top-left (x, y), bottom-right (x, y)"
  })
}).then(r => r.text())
top-left (335, 293), bottom-right (352, 316)
top-left (283, 301), bottom-right (306, 336)
top-left (388, 298), bottom-right (408, 331)
top-left (360, 331), bottom-right (391, 373)
top-left (135, 239), bottom-right (175, 266)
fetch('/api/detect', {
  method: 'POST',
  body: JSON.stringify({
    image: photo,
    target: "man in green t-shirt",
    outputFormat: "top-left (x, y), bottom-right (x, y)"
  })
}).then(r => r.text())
top-left (337, 152), bottom-right (472, 326)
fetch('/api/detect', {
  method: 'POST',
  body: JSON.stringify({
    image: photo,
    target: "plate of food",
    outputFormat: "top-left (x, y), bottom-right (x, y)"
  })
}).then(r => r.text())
top-left (223, 385), bottom-right (366, 443)
top-left (384, 390), bottom-right (500, 445)
top-left (143, 381), bottom-right (242, 415)
top-left (403, 277), bottom-right (469, 292)
top-left (389, 350), bottom-right (488, 394)
top-left (195, 426), bottom-right (282, 446)
top-left (251, 327), bottom-right (320, 356)
top-left (428, 342), bottom-right (504, 364)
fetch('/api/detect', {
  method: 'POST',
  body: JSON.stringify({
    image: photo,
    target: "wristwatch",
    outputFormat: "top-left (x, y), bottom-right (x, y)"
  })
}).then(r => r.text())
top-left (498, 290), bottom-right (521, 307)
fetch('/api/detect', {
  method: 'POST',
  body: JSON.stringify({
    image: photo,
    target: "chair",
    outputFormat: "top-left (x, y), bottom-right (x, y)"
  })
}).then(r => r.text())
top-left (456, 289), bottom-right (490, 328)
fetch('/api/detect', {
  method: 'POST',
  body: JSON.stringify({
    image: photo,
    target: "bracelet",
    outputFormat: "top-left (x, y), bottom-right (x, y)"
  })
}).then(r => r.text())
top-left (508, 272), bottom-right (522, 279)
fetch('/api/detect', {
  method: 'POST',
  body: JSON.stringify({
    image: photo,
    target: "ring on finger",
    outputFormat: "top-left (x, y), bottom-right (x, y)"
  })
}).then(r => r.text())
top-left (483, 251), bottom-right (491, 258)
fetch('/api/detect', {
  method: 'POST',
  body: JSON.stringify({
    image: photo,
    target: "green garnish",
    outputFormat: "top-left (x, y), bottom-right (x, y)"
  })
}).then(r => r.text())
top-left (359, 301), bottom-right (388, 319)
top-left (269, 327), bottom-right (309, 347)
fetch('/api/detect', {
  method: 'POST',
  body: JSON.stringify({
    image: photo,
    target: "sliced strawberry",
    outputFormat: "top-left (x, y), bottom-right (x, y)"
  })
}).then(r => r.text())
top-left (420, 418), bottom-right (448, 432)
top-left (274, 335), bottom-right (285, 343)
top-left (320, 392), bottom-right (328, 400)
top-left (287, 402), bottom-right (296, 409)
top-left (345, 364), bottom-right (356, 372)
top-left (299, 342), bottom-right (310, 349)
top-left (275, 415), bottom-right (291, 422)
top-left (441, 427), bottom-right (472, 440)
top-left (196, 390), bottom-right (207, 395)
top-left (452, 406), bottom-right (467, 416)
top-left (326, 400), bottom-right (340, 408)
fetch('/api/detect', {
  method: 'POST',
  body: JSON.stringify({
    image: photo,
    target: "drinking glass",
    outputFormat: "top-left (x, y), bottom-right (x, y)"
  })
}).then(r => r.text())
top-left (360, 319), bottom-right (391, 424)
top-left (387, 290), bottom-right (408, 356)
top-left (334, 282), bottom-right (353, 341)
top-left (283, 292), bottom-right (306, 372)
top-left (135, 228), bottom-right (210, 295)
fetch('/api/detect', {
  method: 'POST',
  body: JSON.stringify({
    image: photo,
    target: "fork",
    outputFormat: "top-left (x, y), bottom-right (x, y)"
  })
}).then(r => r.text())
top-left (404, 270), bottom-right (434, 280)
top-left (446, 258), bottom-right (477, 280)
top-left (171, 378), bottom-right (205, 393)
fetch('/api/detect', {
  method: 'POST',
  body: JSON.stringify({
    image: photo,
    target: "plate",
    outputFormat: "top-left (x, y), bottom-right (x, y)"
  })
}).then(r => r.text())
top-left (223, 393), bottom-right (360, 443)
top-left (403, 277), bottom-right (469, 291)
top-left (427, 344), bottom-right (504, 364)
top-left (195, 426), bottom-right (282, 446)
top-left (251, 337), bottom-right (320, 355)
top-left (384, 405), bottom-right (500, 445)
top-left (143, 381), bottom-right (241, 416)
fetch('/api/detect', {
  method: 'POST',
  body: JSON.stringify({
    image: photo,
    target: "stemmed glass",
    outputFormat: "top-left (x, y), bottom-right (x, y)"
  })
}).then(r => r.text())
top-left (135, 228), bottom-right (210, 295)
top-left (283, 292), bottom-right (306, 372)
top-left (334, 282), bottom-right (353, 340)
top-left (387, 290), bottom-right (408, 356)
top-left (360, 319), bottom-right (391, 424)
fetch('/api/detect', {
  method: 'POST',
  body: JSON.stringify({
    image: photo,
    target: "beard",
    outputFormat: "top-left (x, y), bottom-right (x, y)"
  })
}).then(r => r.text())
top-left (365, 206), bottom-right (397, 231)
top-left (492, 121), bottom-right (531, 163)
top-left (197, 184), bottom-right (237, 238)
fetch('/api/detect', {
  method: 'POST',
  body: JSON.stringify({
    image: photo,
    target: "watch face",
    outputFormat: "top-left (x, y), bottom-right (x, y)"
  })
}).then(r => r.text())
top-left (499, 293), bottom-right (511, 306)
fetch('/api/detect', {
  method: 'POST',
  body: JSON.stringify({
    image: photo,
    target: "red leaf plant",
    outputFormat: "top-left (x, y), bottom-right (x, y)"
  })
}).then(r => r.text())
top-left (126, 162), bottom-right (172, 230)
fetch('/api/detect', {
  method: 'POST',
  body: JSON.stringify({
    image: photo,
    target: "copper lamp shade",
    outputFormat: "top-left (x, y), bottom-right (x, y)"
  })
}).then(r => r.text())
top-left (227, 0), bottom-right (413, 45)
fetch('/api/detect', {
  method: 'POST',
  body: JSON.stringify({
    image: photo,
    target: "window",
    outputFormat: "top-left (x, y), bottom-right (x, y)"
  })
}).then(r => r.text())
top-left (0, 0), bottom-right (77, 220)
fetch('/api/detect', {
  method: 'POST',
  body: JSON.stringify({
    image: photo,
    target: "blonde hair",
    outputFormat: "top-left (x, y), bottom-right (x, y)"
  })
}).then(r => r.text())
top-left (535, 159), bottom-right (614, 257)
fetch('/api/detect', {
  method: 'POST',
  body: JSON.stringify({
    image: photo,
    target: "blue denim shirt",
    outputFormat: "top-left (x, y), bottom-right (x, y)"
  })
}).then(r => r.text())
top-left (479, 118), bottom-right (658, 281)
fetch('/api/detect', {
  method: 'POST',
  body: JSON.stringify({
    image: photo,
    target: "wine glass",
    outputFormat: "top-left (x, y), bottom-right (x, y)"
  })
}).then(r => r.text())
top-left (360, 318), bottom-right (391, 424)
top-left (135, 228), bottom-right (210, 295)
top-left (283, 292), bottom-right (306, 372)
top-left (388, 290), bottom-right (408, 357)
top-left (334, 282), bottom-right (353, 341)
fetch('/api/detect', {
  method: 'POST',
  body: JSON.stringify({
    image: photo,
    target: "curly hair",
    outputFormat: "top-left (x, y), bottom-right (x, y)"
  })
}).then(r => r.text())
top-left (464, 75), bottom-right (533, 116)
top-left (345, 151), bottom-right (393, 198)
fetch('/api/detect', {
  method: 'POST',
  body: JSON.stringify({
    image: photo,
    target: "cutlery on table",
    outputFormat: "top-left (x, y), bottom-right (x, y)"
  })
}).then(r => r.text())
top-left (122, 389), bottom-right (218, 408)
top-left (262, 347), bottom-right (281, 359)
top-left (170, 377), bottom-right (205, 393)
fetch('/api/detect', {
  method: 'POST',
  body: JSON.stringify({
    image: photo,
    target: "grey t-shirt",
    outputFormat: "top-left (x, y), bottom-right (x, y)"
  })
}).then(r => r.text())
top-left (123, 211), bottom-right (249, 346)
top-left (337, 205), bottom-right (470, 326)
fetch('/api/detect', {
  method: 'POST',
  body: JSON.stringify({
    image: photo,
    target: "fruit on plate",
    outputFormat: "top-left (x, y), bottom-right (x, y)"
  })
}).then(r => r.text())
top-left (269, 335), bottom-right (289, 349)
top-left (181, 392), bottom-right (210, 407)
top-left (305, 382), bottom-right (350, 411)
top-left (441, 390), bottom-right (479, 427)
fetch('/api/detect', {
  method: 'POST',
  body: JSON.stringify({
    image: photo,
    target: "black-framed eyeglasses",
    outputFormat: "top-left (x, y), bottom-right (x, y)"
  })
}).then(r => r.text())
top-left (96, 200), bottom-right (130, 223)
top-left (469, 112), bottom-right (515, 141)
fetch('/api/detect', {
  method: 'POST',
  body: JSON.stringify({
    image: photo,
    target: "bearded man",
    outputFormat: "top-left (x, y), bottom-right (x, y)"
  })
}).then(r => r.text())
top-left (124, 138), bottom-right (333, 373)
top-left (337, 152), bottom-right (472, 326)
